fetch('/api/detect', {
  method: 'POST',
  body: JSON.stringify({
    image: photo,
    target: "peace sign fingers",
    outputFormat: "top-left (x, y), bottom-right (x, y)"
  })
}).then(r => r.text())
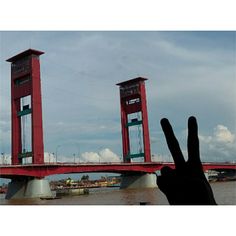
top-left (160, 118), bottom-right (185, 171)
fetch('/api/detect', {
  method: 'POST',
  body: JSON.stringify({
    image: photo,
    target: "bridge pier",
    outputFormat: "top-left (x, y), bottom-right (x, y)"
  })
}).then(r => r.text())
top-left (120, 173), bottom-right (157, 189)
top-left (6, 178), bottom-right (53, 199)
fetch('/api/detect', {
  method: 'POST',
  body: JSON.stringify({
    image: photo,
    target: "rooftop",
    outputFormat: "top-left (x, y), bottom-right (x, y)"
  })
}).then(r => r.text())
top-left (116, 77), bottom-right (148, 86)
top-left (6, 49), bottom-right (44, 62)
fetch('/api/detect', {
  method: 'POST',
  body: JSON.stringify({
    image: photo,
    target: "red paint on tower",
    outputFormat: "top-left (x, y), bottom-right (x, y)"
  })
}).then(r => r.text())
top-left (7, 49), bottom-right (45, 165)
top-left (117, 77), bottom-right (151, 163)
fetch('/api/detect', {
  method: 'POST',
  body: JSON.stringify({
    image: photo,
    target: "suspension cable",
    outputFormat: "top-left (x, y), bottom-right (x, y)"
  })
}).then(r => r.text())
top-left (137, 112), bottom-right (142, 154)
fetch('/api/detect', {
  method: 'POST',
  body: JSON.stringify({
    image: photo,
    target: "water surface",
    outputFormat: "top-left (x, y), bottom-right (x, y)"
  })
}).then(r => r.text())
top-left (0, 182), bottom-right (235, 205)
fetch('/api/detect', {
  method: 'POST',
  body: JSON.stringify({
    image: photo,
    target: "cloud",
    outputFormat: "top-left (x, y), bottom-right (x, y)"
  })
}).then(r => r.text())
top-left (151, 153), bottom-right (172, 162)
top-left (48, 148), bottom-right (121, 163)
top-left (152, 124), bottom-right (236, 163)
top-left (1, 148), bottom-right (121, 164)
top-left (0, 153), bottom-right (11, 165)
top-left (199, 125), bottom-right (236, 162)
top-left (80, 148), bottom-right (121, 163)
top-left (80, 152), bottom-right (100, 163)
top-left (98, 148), bottom-right (121, 162)
top-left (44, 152), bottom-right (56, 163)
top-left (214, 125), bottom-right (235, 143)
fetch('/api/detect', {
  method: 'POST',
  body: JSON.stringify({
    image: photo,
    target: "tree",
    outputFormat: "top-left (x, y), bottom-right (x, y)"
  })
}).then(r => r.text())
top-left (81, 175), bottom-right (89, 181)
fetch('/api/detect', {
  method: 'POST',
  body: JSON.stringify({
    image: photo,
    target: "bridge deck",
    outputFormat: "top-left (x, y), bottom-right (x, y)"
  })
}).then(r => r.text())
top-left (0, 162), bottom-right (235, 179)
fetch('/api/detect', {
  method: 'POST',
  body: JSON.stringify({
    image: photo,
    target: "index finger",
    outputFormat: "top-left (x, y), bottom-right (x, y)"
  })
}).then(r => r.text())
top-left (160, 118), bottom-right (185, 170)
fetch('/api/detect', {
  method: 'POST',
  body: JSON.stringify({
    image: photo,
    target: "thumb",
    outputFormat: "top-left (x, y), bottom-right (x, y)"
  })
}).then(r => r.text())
top-left (156, 166), bottom-right (175, 193)
top-left (160, 166), bottom-right (174, 177)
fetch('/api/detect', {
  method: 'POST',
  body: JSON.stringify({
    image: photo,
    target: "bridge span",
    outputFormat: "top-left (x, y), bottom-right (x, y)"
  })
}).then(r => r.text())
top-left (0, 162), bottom-right (235, 179)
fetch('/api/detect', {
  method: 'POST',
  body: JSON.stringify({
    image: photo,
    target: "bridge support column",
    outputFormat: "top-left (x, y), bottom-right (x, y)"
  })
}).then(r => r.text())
top-left (6, 178), bottom-right (52, 199)
top-left (120, 173), bottom-right (157, 189)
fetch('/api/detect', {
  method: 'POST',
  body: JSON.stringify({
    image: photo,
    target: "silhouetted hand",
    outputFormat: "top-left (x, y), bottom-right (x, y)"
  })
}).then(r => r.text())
top-left (157, 116), bottom-right (217, 205)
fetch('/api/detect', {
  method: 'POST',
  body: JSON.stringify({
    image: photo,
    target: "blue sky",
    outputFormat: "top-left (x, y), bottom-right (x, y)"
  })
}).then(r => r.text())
top-left (0, 31), bottom-right (235, 165)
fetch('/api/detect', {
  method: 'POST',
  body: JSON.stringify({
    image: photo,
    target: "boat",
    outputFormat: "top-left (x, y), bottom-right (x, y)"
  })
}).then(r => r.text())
top-left (40, 196), bottom-right (61, 200)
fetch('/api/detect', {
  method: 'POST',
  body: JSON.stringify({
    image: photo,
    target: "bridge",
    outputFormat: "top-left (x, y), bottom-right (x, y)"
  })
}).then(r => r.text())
top-left (1, 162), bottom-right (235, 179)
top-left (1, 49), bottom-right (235, 199)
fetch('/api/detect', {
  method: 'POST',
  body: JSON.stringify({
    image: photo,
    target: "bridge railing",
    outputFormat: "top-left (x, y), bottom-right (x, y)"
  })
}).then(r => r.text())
top-left (0, 161), bottom-right (235, 167)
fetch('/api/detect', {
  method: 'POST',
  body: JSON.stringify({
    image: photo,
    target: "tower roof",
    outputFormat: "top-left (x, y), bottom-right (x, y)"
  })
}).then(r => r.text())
top-left (116, 77), bottom-right (148, 86)
top-left (6, 49), bottom-right (44, 62)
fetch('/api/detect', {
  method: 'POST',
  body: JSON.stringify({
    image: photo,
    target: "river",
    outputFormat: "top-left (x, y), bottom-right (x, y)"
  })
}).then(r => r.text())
top-left (0, 181), bottom-right (235, 205)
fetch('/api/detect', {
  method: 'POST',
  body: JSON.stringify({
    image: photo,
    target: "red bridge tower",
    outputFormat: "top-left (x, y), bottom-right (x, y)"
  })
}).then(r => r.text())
top-left (117, 77), bottom-right (151, 163)
top-left (7, 49), bottom-right (45, 165)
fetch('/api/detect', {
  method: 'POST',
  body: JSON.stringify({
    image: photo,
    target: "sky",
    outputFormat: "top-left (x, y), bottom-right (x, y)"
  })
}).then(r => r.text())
top-left (0, 31), bottom-right (235, 166)
top-left (0, 5), bottom-right (235, 234)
